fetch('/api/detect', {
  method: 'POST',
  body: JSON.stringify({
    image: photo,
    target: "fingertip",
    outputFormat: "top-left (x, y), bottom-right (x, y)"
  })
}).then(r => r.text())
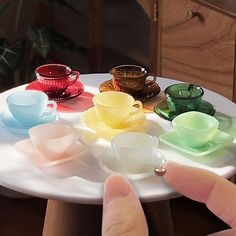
top-left (103, 175), bottom-right (131, 205)
top-left (102, 175), bottom-right (148, 236)
top-left (164, 160), bottom-right (180, 170)
top-left (163, 161), bottom-right (181, 182)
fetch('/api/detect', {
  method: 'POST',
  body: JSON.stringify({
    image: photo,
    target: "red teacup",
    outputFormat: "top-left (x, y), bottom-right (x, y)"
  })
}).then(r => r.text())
top-left (35, 64), bottom-right (80, 98)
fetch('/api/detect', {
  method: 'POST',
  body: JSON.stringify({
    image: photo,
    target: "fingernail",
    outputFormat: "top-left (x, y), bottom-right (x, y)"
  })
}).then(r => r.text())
top-left (104, 175), bottom-right (130, 205)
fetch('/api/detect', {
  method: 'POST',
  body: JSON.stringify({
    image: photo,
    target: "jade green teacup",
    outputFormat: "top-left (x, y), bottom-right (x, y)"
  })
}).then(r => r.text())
top-left (172, 111), bottom-right (219, 148)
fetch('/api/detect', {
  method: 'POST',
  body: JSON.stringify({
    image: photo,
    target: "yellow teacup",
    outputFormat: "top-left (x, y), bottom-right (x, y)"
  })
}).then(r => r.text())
top-left (92, 91), bottom-right (143, 128)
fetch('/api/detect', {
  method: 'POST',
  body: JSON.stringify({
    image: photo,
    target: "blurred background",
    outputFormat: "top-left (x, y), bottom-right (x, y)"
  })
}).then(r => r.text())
top-left (0, 0), bottom-right (150, 91)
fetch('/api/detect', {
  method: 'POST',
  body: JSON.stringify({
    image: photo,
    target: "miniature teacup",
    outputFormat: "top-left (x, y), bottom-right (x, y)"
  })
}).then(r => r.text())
top-left (29, 121), bottom-right (76, 159)
top-left (6, 90), bottom-right (57, 127)
top-left (111, 131), bottom-right (159, 172)
top-left (35, 64), bottom-right (80, 98)
top-left (172, 111), bottom-right (219, 148)
top-left (92, 91), bottom-right (143, 128)
top-left (110, 64), bottom-right (156, 92)
top-left (164, 83), bottom-right (204, 113)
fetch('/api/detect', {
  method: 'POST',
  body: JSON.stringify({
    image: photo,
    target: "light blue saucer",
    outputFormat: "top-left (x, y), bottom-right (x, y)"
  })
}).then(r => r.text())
top-left (159, 129), bottom-right (233, 157)
top-left (0, 109), bottom-right (59, 135)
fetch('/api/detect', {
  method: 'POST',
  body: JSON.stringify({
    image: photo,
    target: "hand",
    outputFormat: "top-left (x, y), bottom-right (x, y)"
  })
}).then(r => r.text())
top-left (164, 161), bottom-right (236, 236)
top-left (102, 162), bottom-right (236, 236)
top-left (102, 175), bottom-right (148, 236)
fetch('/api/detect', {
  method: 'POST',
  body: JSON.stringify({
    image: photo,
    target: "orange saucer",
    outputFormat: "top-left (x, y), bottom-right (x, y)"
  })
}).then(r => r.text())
top-left (99, 79), bottom-right (160, 102)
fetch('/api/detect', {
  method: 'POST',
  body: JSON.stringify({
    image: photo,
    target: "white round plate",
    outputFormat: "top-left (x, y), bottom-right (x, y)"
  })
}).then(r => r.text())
top-left (0, 74), bottom-right (235, 204)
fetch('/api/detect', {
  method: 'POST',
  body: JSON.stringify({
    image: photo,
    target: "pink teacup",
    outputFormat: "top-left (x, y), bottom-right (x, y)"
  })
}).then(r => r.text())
top-left (35, 64), bottom-right (80, 98)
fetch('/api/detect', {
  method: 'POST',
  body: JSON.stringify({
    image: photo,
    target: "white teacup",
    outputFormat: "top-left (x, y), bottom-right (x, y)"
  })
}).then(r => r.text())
top-left (111, 131), bottom-right (160, 172)
top-left (28, 121), bottom-right (76, 160)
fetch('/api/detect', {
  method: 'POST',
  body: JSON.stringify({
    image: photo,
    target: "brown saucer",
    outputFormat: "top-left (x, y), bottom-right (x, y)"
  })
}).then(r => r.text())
top-left (99, 79), bottom-right (161, 102)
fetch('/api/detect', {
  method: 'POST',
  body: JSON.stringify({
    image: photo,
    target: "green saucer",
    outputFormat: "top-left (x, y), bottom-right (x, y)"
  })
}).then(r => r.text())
top-left (153, 99), bottom-right (216, 121)
top-left (159, 129), bottom-right (233, 157)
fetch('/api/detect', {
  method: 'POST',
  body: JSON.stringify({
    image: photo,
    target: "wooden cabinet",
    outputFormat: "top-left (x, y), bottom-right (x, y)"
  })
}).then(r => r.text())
top-left (159, 0), bottom-right (236, 102)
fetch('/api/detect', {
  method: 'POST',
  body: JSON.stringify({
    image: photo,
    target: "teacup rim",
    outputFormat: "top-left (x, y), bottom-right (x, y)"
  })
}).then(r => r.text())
top-left (164, 83), bottom-right (204, 99)
top-left (172, 111), bottom-right (219, 131)
top-left (6, 90), bottom-right (48, 105)
top-left (35, 63), bottom-right (72, 78)
top-left (111, 131), bottom-right (157, 149)
top-left (28, 120), bottom-right (75, 141)
top-left (110, 64), bottom-right (147, 77)
top-left (92, 91), bottom-right (134, 106)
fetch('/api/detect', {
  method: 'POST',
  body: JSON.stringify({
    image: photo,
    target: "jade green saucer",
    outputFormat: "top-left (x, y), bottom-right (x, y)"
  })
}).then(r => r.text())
top-left (153, 99), bottom-right (216, 121)
top-left (159, 129), bottom-right (233, 157)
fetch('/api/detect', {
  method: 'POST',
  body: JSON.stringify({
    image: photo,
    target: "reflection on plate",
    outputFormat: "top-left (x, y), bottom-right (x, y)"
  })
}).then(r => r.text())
top-left (0, 109), bottom-right (59, 135)
top-left (159, 129), bottom-right (233, 157)
top-left (81, 107), bottom-right (146, 140)
top-left (26, 81), bottom-right (84, 102)
top-left (99, 79), bottom-right (160, 102)
top-left (154, 99), bottom-right (216, 121)
top-left (98, 154), bottom-right (164, 180)
top-left (14, 139), bottom-right (88, 168)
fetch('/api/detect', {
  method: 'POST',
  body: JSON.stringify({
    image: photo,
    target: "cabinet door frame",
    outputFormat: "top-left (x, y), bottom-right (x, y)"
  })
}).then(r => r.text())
top-left (149, 0), bottom-right (161, 75)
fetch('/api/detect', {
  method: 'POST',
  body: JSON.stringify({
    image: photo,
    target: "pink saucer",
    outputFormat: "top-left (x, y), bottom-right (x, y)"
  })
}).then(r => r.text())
top-left (26, 80), bottom-right (84, 102)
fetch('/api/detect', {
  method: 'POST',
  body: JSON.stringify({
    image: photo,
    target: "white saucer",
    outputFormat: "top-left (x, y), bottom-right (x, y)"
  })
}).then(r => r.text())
top-left (159, 129), bottom-right (233, 157)
top-left (98, 151), bottom-right (165, 180)
top-left (0, 108), bottom-right (59, 135)
top-left (81, 107), bottom-right (146, 140)
top-left (14, 139), bottom-right (88, 168)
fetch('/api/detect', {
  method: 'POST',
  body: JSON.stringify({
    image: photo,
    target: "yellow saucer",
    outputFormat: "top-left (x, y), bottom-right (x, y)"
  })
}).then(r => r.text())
top-left (81, 107), bottom-right (146, 140)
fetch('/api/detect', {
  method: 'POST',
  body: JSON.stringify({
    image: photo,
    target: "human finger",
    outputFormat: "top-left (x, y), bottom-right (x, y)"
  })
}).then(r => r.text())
top-left (164, 161), bottom-right (236, 228)
top-left (208, 228), bottom-right (236, 235)
top-left (102, 175), bottom-right (148, 236)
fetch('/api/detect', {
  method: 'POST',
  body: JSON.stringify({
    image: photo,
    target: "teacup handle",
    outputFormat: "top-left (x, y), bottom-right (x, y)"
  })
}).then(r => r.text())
top-left (43, 100), bottom-right (57, 116)
top-left (130, 100), bottom-right (143, 115)
top-left (150, 150), bottom-right (166, 171)
top-left (146, 73), bottom-right (156, 86)
top-left (69, 71), bottom-right (80, 85)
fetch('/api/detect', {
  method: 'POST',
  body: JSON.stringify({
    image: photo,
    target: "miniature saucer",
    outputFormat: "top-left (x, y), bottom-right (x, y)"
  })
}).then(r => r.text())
top-left (26, 81), bottom-right (84, 102)
top-left (159, 129), bottom-right (233, 157)
top-left (98, 156), bottom-right (162, 180)
top-left (99, 79), bottom-right (160, 102)
top-left (154, 99), bottom-right (216, 121)
top-left (14, 139), bottom-right (88, 167)
top-left (0, 108), bottom-right (59, 135)
top-left (81, 107), bottom-right (146, 140)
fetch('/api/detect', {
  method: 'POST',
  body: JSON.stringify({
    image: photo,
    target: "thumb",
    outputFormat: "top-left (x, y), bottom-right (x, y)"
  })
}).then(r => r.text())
top-left (102, 175), bottom-right (148, 236)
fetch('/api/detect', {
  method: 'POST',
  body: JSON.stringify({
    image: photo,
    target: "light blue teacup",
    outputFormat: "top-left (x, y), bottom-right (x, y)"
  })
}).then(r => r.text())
top-left (6, 90), bottom-right (57, 127)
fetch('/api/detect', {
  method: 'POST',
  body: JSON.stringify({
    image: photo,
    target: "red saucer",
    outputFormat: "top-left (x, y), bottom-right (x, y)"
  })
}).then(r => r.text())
top-left (26, 80), bottom-right (84, 102)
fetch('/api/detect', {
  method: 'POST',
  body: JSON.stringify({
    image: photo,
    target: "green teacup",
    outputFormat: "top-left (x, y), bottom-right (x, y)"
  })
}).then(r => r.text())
top-left (164, 83), bottom-right (204, 113)
top-left (172, 111), bottom-right (219, 148)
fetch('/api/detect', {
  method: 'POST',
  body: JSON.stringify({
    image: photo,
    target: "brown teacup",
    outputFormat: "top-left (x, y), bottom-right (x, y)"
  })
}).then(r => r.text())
top-left (110, 65), bottom-right (156, 93)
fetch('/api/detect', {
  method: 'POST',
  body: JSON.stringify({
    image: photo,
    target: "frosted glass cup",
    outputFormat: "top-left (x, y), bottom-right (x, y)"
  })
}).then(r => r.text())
top-left (92, 91), bottom-right (143, 128)
top-left (172, 111), bottom-right (219, 148)
top-left (29, 121), bottom-right (76, 160)
top-left (6, 90), bottom-right (57, 127)
top-left (111, 131), bottom-right (160, 172)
